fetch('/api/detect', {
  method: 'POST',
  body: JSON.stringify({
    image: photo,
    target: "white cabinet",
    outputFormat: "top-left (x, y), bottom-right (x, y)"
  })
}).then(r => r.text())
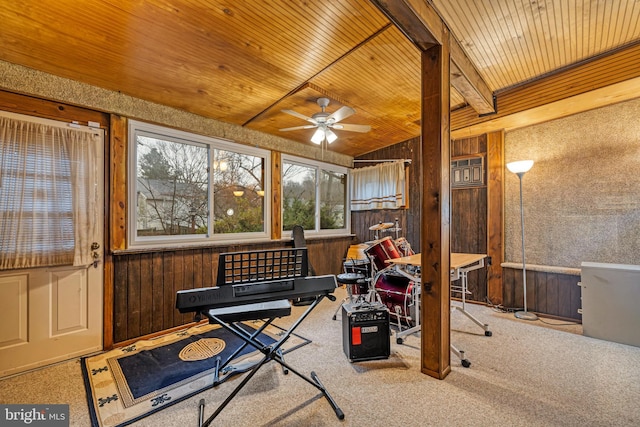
top-left (580, 262), bottom-right (640, 347)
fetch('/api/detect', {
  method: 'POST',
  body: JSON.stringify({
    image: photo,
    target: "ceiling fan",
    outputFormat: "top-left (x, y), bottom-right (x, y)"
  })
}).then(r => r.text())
top-left (279, 98), bottom-right (371, 144)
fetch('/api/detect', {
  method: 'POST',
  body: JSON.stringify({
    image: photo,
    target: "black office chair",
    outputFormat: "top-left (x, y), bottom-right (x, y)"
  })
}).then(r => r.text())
top-left (291, 225), bottom-right (316, 305)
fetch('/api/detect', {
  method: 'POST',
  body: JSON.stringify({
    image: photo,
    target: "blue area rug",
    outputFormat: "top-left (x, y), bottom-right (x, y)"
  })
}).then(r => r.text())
top-left (81, 322), bottom-right (308, 427)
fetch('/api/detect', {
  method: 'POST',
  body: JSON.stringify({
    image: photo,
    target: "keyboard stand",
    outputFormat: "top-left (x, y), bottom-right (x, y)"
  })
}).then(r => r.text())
top-left (198, 296), bottom-right (344, 427)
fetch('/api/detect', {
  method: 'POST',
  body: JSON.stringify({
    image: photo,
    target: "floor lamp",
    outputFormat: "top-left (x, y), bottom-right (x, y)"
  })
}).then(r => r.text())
top-left (507, 160), bottom-right (538, 321)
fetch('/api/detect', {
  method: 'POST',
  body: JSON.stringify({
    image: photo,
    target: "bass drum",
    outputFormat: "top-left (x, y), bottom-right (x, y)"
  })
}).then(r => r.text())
top-left (374, 273), bottom-right (417, 326)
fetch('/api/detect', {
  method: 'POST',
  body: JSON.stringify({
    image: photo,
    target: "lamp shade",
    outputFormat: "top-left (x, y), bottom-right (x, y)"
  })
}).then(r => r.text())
top-left (506, 160), bottom-right (534, 174)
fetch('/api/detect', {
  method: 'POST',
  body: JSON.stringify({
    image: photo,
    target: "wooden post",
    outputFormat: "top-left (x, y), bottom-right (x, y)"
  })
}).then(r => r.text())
top-left (486, 130), bottom-right (504, 304)
top-left (420, 31), bottom-right (452, 379)
top-left (271, 151), bottom-right (281, 240)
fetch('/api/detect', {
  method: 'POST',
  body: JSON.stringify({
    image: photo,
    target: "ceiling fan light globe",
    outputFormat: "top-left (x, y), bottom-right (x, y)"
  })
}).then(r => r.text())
top-left (311, 128), bottom-right (325, 144)
top-left (326, 128), bottom-right (338, 144)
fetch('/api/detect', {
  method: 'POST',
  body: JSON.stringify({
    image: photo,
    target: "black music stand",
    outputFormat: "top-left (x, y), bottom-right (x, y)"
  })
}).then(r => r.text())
top-left (190, 248), bottom-right (344, 426)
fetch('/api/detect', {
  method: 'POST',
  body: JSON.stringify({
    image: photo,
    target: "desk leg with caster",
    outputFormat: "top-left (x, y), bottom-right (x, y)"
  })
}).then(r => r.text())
top-left (451, 261), bottom-right (492, 337)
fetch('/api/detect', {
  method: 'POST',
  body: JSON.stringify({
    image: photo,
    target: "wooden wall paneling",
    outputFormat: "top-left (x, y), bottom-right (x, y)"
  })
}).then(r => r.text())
top-left (161, 251), bottom-right (174, 330)
top-left (512, 268), bottom-right (524, 310)
top-left (173, 251), bottom-right (187, 325)
top-left (534, 271), bottom-right (547, 314)
top-left (183, 250), bottom-right (195, 326)
top-left (557, 273), bottom-right (576, 319)
top-left (486, 130), bottom-right (504, 305)
top-left (113, 256), bottom-right (128, 343)
top-left (152, 252), bottom-right (165, 332)
top-left (545, 273), bottom-right (560, 316)
top-left (127, 254), bottom-right (141, 339)
top-left (139, 252), bottom-right (153, 336)
top-left (202, 249), bottom-right (214, 286)
top-left (451, 133), bottom-right (489, 304)
top-left (306, 237), bottom-right (354, 275)
top-left (502, 267), bottom-right (515, 309)
top-left (501, 267), bottom-right (581, 321)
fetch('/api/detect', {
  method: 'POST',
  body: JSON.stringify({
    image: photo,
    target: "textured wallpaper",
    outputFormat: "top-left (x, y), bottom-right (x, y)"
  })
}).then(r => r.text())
top-left (505, 97), bottom-right (640, 268)
top-left (0, 60), bottom-right (352, 167)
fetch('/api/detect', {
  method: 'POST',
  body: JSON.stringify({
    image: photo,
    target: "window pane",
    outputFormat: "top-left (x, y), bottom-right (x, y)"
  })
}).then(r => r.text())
top-left (213, 150), bottom-right (265, 234)
top-left (282, 162), bottom-right (316, 231)
top-left (136, 135), bottom-right (209, 236)
top-left (320, 169), bottom-right (346, 229)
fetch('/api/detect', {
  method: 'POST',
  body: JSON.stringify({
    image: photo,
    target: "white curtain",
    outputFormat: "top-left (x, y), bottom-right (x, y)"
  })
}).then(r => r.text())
top-left (350, 161), bottom-right (406, 211)
top-left (0, 113), bottom-right (101, 270)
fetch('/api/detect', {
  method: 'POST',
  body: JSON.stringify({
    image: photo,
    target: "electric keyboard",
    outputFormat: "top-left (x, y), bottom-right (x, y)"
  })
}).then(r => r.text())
top-left (175, 274), bottom-right (337, 313)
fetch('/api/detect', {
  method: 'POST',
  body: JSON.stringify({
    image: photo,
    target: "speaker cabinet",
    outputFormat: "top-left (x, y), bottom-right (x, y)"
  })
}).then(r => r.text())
top-left (342, 302), bottom-right (390, 362)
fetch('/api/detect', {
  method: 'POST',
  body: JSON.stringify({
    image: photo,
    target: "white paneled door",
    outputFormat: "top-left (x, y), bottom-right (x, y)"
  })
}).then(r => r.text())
top-left (0, 128), bottom-right (104, 378)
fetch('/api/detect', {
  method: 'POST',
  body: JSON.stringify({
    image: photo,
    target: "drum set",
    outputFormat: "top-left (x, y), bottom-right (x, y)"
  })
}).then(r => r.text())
top-left (335, 220), bottom-right (420, 332)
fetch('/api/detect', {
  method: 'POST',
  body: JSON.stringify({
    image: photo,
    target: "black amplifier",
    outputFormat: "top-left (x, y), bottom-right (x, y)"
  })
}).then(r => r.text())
top-left (342, 302), bottom-right (390, 362)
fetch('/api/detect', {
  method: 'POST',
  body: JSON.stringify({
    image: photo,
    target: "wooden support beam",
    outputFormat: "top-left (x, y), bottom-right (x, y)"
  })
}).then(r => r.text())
top-left (371, 0), bottom-right (494, 115)
top-left (486, 130), bottom-right (504, 305)
top-left (420, 35), bottom-right (452, 380)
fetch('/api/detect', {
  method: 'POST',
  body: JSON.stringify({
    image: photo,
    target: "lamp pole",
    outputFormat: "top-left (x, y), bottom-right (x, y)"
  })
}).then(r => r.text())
top-left (507, 160), bottom-right (538, 321)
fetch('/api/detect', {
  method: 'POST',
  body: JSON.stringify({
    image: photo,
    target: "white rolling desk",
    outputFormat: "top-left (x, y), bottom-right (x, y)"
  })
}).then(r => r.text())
top-left (384, 252), bottom-right (492, 368)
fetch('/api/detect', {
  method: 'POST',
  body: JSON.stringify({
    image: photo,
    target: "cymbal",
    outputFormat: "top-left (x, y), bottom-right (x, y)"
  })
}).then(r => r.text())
top-left (369, 222), bottom-right (394, 231)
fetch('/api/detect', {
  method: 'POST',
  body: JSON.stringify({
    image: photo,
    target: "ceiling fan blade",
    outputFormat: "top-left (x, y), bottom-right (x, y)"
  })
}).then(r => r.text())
top-left (333, 123), bottom-right (371, 133)
top-left (328, 106), bottom-right (355, 123)
top-left (279, 125), bottom-right (316, 131)
top-left (281, 109), bottom-right (316, 123)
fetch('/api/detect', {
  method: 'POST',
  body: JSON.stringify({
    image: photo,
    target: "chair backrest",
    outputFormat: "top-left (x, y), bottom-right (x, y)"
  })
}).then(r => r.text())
top-left (291, 225), bottom-right (316, 276)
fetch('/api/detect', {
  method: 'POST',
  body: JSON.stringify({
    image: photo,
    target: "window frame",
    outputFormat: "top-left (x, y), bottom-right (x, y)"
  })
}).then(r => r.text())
top-left (128, 120), bottom-right (271, 248)
top-left (281, 154), bottom-right (351, 238)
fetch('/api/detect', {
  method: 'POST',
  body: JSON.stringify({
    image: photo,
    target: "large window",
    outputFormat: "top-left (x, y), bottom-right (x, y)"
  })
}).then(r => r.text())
top-left (128, 120), bottom-right (269, 246)
top-left (282, 155), bottom-right (349, 235)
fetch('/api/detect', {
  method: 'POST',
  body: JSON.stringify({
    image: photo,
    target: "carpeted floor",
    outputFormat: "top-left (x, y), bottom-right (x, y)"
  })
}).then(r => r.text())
top-left (2, 286), bottom-right (640, 427)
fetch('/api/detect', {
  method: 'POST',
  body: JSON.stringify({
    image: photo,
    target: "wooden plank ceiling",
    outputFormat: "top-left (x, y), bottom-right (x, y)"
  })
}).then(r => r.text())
top-left (1, 1), bottom-right (640, 157)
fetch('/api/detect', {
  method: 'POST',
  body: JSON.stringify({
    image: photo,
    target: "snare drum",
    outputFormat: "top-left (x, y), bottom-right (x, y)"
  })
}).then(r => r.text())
top-left (394, 237), bottom-right (415, 257)
top-left (374, 273), bottom-right (417, 326)
top-left (365, 236), bottom-right (402, 272)
top-left (337, 272), bottom-right (368, 295)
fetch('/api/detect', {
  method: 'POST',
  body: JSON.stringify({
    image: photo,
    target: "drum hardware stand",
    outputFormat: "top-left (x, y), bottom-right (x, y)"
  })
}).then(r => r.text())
top-left (394, 218), bottom-right (400, 240)
top-left (393, 279), bottom-right (421, 343)
top-left (450, 258), bottom-right (492, 337)
top-left (333, 257), bottom-right (379, 320)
